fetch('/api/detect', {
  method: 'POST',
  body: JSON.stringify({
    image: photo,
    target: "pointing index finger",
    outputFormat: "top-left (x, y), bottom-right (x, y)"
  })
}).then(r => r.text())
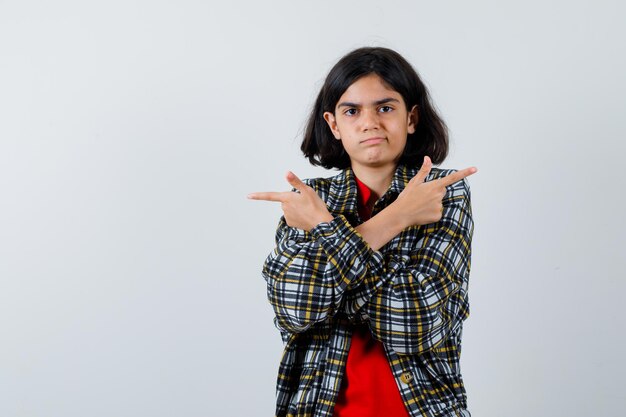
top-left (438, 166), bottom-right (478, 187)
top-left (247, 191), bottom-right (291, 202)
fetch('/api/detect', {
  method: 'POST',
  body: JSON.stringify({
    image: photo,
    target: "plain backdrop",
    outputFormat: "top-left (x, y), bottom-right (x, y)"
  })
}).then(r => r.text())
top-left (1, 1), bottom-right (624, 416)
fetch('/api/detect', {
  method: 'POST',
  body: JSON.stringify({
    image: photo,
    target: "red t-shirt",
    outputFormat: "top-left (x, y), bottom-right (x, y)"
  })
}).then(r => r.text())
top-left (332, 175), bottom-right (410, 417)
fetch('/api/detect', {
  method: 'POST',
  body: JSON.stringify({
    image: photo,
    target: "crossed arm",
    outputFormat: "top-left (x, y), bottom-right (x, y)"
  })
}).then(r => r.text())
top-left (248, 157), bottom-right (477, 354)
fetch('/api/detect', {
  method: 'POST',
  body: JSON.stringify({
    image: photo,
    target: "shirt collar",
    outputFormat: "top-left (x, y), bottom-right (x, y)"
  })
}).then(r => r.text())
top-left (326, 163), bottom-right (414, 215)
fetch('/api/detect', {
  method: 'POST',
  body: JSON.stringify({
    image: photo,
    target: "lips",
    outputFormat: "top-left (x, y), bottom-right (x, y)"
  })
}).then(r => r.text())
top-left (361, 137), bottom-right (387, 144)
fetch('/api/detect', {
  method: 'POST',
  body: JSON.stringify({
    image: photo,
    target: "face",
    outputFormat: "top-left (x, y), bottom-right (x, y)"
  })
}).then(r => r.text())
top-left (323, 73), bottom-right (418, 171)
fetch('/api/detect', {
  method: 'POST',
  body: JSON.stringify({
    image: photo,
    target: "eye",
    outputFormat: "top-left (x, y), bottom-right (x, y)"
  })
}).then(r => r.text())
top-left (344, 108), bottom-right (358, 116)
top-left (379, 105), bottom-right (393, 113)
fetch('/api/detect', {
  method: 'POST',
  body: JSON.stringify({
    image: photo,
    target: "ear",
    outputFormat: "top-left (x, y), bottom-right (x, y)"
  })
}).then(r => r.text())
top-left (407, 105), bottom-right (418, 134)
top-left (323, 111), bottom-right (342, 140)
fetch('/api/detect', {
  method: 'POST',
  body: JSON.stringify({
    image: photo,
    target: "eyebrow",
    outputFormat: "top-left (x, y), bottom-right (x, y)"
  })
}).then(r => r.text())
top-left (337, 97), bottom-right (401, 108)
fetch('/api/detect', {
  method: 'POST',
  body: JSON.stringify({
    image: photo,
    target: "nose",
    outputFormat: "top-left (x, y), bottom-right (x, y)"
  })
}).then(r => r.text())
top-left (360, 108), bottom-right (380, 131)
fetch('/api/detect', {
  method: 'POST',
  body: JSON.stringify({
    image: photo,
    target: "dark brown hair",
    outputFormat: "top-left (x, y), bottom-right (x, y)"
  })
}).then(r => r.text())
top-left (301, 46), bottom-right (449, 169)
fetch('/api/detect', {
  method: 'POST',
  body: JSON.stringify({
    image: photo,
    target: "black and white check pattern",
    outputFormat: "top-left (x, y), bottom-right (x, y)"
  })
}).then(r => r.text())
top-left (262, 163), bottom-right (474, 417)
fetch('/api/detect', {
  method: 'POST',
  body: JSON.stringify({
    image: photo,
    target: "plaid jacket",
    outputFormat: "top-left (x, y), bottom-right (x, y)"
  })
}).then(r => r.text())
top-left (262, 163), bottom-right (474, 417)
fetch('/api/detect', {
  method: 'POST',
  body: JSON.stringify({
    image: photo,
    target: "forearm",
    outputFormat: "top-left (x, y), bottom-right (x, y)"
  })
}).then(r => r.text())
top-left (355, 202), bottom-right (407, 251)
top-left (264, 215), bottom-right (375, 333)
top-left (349, 183), bottom-right (474, 354)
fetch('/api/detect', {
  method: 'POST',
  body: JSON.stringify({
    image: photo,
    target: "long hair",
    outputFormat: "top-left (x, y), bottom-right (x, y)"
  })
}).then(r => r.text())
top-left (301, 47), bottom-right (448, 169)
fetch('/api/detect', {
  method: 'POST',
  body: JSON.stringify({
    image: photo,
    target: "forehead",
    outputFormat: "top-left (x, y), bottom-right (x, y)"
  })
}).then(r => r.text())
top-left (338, 73), bottom-right (401, 102)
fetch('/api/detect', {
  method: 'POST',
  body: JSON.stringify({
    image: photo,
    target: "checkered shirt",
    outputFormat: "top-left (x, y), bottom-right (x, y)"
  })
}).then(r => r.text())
top-left (261, 163), bottom-right (474, 417)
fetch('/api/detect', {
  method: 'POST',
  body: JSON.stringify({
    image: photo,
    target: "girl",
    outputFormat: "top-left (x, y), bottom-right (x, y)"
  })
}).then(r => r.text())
top-left (248, 46), bottom-right (478, 417)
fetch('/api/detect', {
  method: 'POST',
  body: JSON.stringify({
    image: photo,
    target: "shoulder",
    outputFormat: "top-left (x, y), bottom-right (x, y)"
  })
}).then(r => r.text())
top-left (301, 175), bottom-right (333, 191)
top-left (298, 170), bottom-right (345, 197)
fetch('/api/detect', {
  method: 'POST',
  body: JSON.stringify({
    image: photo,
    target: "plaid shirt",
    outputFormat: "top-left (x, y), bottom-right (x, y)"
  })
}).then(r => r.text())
top-left (262, 163), bottom-right (474, 417)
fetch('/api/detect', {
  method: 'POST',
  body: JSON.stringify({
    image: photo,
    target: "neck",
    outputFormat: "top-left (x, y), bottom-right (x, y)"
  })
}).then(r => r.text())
top-left (351, 163), bottom-right (397, 199)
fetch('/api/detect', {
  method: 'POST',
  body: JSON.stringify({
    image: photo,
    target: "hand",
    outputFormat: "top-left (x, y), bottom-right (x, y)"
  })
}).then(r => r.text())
top-left (247, 171), bottom-right (334, 231)
top-left (393, 156), bottom-right (478, 228)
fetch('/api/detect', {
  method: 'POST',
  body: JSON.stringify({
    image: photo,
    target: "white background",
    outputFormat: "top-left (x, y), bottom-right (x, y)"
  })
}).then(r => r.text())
top-left (1, 1), bottom-right (624, 416)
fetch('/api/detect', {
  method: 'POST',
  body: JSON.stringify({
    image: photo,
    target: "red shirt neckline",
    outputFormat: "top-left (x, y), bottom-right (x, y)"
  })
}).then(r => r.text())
top-left (353, 175), bottom-right (374, 220)
top-left (332, 173), bottom-right (410, 417)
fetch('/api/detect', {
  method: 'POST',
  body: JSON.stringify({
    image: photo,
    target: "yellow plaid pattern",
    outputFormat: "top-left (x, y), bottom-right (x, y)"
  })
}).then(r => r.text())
top-left (262, 164), bottom-right (474, 417)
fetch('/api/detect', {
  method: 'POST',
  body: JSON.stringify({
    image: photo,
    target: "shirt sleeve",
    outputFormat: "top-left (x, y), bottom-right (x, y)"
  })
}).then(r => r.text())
top-left (343, 176), bottom-right (474, 355)
top-left (262, 211), bottom-right (385, 335)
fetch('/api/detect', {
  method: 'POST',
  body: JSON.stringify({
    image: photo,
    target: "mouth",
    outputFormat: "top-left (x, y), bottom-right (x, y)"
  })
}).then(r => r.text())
top-left (360, 137), bottom-right (387, 144)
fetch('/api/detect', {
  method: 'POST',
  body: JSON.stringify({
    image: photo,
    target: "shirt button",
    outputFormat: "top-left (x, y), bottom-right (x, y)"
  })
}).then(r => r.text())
top-left (400, 372), bottom-right (413, 385)
top-left (287, 239), bottom-right (296, 246)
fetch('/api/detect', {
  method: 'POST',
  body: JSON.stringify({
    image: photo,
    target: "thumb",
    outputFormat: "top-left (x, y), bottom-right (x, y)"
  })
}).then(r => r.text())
top-left (409, 155), bottom-right (432, 184)
top-left (285, 171), bottom-right (307, 192)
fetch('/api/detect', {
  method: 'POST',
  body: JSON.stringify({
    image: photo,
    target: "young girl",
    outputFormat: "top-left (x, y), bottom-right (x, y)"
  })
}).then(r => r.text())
top-left (248, 47), bottom-right (478, 417)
